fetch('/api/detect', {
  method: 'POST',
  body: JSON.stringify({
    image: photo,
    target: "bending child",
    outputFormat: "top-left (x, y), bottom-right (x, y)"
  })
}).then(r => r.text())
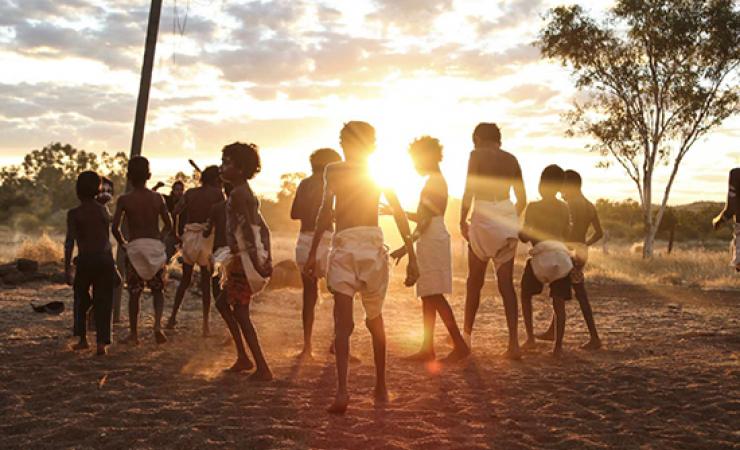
top-left (519, 164), bottom-right (573, 356)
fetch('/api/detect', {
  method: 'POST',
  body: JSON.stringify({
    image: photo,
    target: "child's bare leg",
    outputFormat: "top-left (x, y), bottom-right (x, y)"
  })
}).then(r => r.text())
top-left (73, 285), bottom-right (92, 350)
top-left (574, 283), bottom-right (601, 349)
top-left (521, 292), bottom-right (536, 349)
top-left (365, 313), bottom-right (388, 404)
top-left (152, 289), bottom-right (167, 343)
top-left (328, 293), bottom-right (353, 414)
top-left (300, 273), bottom-right (319, 357)
top-left (464, 248), bottom-right (487, 340)
top-left (199, 266), bottom-right (212, 337)
top-left (552, 297), bottom-right (566, 356)
top-left (497, 260), bottom-right (521, 359)
top-left (167, 263), bottom-right (193, 328)
top-left (215, 293), bottom-right (253, 371)
top-left (124, 290), bottom-right (141, 344)
top-left (234, 304), bottom-right (272, 381)
top-left (405, 297), bottom-right (436, 361)
top-left (435, 295), bottom-right (470, 362)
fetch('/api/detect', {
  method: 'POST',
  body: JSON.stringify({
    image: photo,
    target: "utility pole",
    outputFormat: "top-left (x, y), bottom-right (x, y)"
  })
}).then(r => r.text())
top-left (130, 0), bottom-right (163, 158)
top-left (115, 0), bottom-right (163, 323)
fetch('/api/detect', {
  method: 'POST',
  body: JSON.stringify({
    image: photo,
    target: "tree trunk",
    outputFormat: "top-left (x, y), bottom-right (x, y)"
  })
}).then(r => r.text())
top-left (643, 230), bottom-right (656, 259)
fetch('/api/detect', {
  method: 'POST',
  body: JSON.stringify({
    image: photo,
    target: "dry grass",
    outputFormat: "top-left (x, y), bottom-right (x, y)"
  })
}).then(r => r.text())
top-left (586, 243), bottom-right (739, 290)
top-left (15, 233), bottom-right (64, 263)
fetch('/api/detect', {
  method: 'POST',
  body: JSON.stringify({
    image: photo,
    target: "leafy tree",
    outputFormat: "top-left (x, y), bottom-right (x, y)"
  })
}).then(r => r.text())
top-left (538, 0), bottom-right (740, 257)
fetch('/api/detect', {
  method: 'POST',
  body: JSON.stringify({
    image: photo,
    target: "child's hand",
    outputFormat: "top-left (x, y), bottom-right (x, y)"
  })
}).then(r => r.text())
top-left (303, 257), bottom-right (317, 279)
top-left (378, 203), bottom-right (393, 215)
top-left (390, 246), bottom-right (407, 265)
top-left (404, 259), bottom-right (419, 287)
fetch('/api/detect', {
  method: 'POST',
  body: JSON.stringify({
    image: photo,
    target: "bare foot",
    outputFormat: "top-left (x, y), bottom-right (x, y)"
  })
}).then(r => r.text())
top-left (154, 330), bottom-right (168, 344)
top-left (374, 386), bottom-right (389, 404)
top-left (580, 338), bottom-right (602, 351)
top-left (327, 392), bottom-right (349, 414)
top-left (440, 345), bottom-right (471, 363)
top-left (224, 358), bottom-right (254, 373)
top-left (121, 334), bottom-right (139, 346)
top-left (536, 329), bottom-right (555, 341)
top-left (72, 340), bottom-right (90, 351)
top-left (501, 347), bottom-right (522, 360)
top-left (404, 350), bottom-right (435, 362)
top-left (202, 325), bottom-right (211, 338)
top-left (521, 338), bottom-right (537, 350)
top-left (296, 349), bottom-right (314, 361)
top-left (552, 347), bottom-right (563, 358)
top-left (248, 368), bottom-right (274, 382)
top-left (165, 318), bottom-right (177, 330)
top-left (96, 344), bottom-right (107, 356)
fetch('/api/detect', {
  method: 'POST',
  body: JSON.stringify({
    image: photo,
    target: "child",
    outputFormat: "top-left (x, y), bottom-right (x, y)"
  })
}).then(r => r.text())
top-left (713, 168), bottom-right (739, 271)
top-left (65, 171), bottom-right (117, 355)
top-left (219, 142), bottom-right (273, 380)
top-left (111, 156), bottom-right (172, 345)
top-left (388, 136), bottom-right (469, 362)
top-left (304, 121), bottom-right (418, 414)
top-left (291, 148), bottom-right (342, 359)
top-left (459, 123), bottom-right (526, 359)
top-left (519, 164), bottom-right (573, 356)
top-left (166, 166), bottom-right (225, 336)
top-left (537, 170), bottom-right (602, 349)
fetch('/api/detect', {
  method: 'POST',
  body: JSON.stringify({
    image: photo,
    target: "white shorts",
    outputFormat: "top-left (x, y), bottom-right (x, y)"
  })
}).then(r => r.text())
top-left (327, 226), bottom-right (389, 320)
top-left (181, 223), bottom-right (214, 267)
top-left (469, 200), bottom-right (520, 266)
top-left (295, 231), bottom-right (332, 278)
top-left (530, 241), bottom-right (573, 284)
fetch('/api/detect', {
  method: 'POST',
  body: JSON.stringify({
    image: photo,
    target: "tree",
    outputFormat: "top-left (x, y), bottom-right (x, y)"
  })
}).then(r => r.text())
top-left (538, 0), bottom-right (740, 258)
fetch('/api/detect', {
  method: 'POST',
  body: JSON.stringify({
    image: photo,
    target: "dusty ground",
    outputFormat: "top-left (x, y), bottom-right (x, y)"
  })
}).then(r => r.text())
top-left (0, 268), bottom-right (738, 449)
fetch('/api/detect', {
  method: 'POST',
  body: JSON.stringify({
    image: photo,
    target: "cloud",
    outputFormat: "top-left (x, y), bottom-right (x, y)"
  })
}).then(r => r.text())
top-left (368, 0), bottom-right (453, 33)
top-left (469, 0), bottom-right (545, 35)
top-left (504, 83), bottom-right (559, 105)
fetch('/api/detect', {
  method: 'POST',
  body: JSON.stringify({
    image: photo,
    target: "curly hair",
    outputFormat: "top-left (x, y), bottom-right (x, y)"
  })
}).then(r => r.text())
top-left (222, 142), bottom-right (261, 179)
top-left (408, 136), bottom-right (443, 167)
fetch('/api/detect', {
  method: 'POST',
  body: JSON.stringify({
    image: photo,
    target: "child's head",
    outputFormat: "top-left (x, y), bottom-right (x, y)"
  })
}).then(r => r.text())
top-left (408, 136), bottom-right (443, 176)
top-left (562, 169), bottom-right (582, 199)
top-left (127, 156), bottom-right (151, 187)
top-left (221, 142), bottom-right (261, 182)
top-left (201, 165), bottom-right (221, 186)
top-left (171, 180), bottom-right (184, 198)
top-left (539, 164), bottom-right (565, 198)
top-left (340, 121), bottom-right (376, 160)
top-left (96, 176), bottom-right (114, 204)
top-left (309, 148), bottom-right (341, 175)
top-left (472, 122), bottom-right (501, 148)
top-left (76, 171), bottom-right (101, 201)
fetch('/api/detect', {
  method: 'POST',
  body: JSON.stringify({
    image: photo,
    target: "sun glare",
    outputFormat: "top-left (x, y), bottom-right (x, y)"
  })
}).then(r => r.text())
top-left (369, 148), bottom-right (424, 208)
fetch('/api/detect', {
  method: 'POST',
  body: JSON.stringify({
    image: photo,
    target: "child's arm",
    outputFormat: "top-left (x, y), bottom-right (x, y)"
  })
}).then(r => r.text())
top-left (384, 188), bottom-right (419, 287)
top-left (111, 197), bottom-right (126, 249)
top-left (518, 205), bottom-right (534, 243)
top-left (512, 160), bottom-right (527, 217)
top-left (157, 194), bottom-right (172, 241)
top-left (459, 152), bottom-right (476, 240)
top-left (64, 210), bottom-right (76, 285)
top-left (586, 207), bottom-right (604, 246)
top-left (290, 181), bottom-right (306, 220)
top-left (305, 171), bottom-right (334, 278)
top-left (203, 205), bottom-right (216, 238)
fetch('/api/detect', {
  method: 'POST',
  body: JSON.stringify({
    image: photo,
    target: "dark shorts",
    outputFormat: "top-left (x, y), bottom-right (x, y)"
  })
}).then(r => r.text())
top-left (225, 259), bottom-right (252, 306)
top-left (125, 258), bottom-right (166, 295)
top-left (521, 259), bottom-right (572, 300)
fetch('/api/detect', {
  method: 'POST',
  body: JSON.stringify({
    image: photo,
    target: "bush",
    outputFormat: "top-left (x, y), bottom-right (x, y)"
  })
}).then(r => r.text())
top-left (16, 233), bottom-right (63, 263)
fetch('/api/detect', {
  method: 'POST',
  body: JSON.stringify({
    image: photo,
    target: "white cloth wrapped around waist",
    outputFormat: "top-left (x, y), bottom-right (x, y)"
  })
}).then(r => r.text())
top-left (295, 231), bottom-right (332, 277)
top-left (530, 240), bottom-right (573, 284)
top-left (181, 222), bottom-right (215, 267)
top-left (732, 223), bottom-right (739, 269)
top-left (469, 199), bottom-right (520, 262)
top-left (125, 238), bottom-right (167, 281)
top-left (212, 246), bottom-right (231, 286)
top-left (416, 216), bottom-right (452, 297)
top-left (234, 225), bottom-right (269, 294)
top-left (328, 226), bottom-right (389, 320)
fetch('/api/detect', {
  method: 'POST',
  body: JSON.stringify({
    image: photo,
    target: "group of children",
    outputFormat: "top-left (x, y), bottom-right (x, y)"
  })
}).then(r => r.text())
top-left (66, 121), bottom-right (740, 415)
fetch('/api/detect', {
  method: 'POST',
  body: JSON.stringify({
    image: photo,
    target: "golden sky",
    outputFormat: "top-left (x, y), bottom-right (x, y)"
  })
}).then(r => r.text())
top-left (1, 0), bottom-right (738, 208)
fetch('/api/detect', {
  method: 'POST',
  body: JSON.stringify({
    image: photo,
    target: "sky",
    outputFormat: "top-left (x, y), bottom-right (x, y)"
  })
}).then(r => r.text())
top-left (0, 0), bottom-right (738, 208)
